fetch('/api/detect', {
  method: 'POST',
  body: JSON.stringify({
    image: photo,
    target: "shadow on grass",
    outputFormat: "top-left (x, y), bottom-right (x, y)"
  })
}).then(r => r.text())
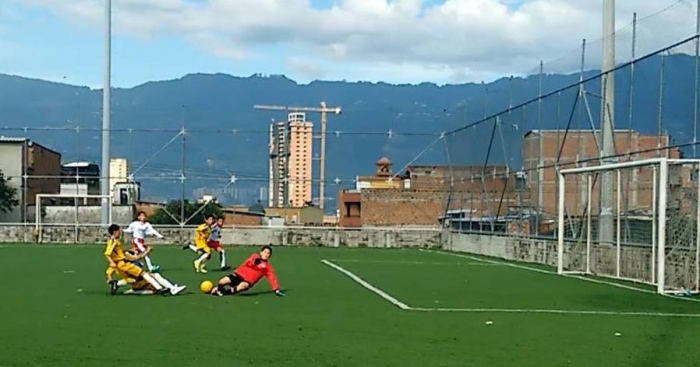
top-left (237, 289), bottom-right (293, 297)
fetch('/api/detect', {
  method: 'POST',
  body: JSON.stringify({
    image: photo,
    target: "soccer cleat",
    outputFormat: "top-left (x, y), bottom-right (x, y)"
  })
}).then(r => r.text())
top-left (211, 288), bottom-right (223, 297)
top-left (156, 287), bottom-right (170, 295)
top-left (181, 245), bottom-right (190, 250)
top-left (199, 266), bottom-right (208, 274)
top-left (109, 280), bottom-right (119, 296)
top-left (220, 265), bottom-right (231, 271)
top-left (193, 260), bottom-right (201, 273)
top-left (169, 285), bottom-right (187, 295)
top-left (149, 265), bottom-right (161, 273)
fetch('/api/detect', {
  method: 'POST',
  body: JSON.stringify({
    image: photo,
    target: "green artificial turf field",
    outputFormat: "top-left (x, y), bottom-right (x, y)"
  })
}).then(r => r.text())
top-left (2, 244), bottom-right (700, 367)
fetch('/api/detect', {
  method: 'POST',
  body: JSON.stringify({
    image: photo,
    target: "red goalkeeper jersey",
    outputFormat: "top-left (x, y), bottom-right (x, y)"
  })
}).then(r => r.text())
top-left (235, 253), bottom-right (280, 291)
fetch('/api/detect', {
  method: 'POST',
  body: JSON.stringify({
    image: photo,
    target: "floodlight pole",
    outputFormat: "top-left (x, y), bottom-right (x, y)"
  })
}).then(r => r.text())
top-left (599, 0), bottom-right (616, 245)
top-left (100, 0), bottom-right (112, 227)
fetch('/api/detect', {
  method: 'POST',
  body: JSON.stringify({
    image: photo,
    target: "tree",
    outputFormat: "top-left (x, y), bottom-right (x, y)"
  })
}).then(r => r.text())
top-left (0, 170), bottom-right (18, 214)
top-left (149, 200), bottom-right (223, 225)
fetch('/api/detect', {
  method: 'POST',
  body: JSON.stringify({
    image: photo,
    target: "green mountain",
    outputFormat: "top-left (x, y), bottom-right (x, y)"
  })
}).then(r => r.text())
top-left (0, 54), bottom-right (694, 209)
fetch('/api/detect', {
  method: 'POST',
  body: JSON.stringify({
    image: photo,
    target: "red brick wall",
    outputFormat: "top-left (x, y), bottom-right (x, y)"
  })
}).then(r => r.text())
top-left (360, 189), bottom-right (446, 226)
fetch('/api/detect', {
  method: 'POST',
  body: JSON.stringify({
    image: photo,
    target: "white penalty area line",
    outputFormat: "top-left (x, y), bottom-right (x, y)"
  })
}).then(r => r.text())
top-left (328, 259), bottom-right (501, 266)
top-left (321, 260), bottom-right (410, 310)
top-left (322, 259), bottom-right (700, 318)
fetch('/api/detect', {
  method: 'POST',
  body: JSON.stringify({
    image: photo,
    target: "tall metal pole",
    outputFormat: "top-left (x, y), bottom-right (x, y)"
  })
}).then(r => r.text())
top-left (100, 0), bottom-right (112, 227)
top-left (694, 0), bottom-right (700, 158)
top-left (599, 0), bottom-right (616, 244)
top-left (536, 60), bottom-right (543, 237)
top-left (319, 102), bottom-right (327, 211)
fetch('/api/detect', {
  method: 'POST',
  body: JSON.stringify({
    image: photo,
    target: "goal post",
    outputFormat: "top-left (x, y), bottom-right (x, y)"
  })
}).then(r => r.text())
top-left (35, 194), bottom-right (114, 243)
top-left (557, 158), bottom-right (700, 295)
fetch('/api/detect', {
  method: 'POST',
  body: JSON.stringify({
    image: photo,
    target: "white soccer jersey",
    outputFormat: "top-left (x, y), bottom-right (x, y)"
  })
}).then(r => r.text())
top-left (124, 221), bottom-right (164, 240)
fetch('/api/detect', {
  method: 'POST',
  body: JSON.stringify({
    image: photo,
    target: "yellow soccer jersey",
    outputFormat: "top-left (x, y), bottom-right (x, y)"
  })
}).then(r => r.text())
top-left (194, 223), bottom-right (211, 248)
top-left (104, 237), bottom-right (126, 262)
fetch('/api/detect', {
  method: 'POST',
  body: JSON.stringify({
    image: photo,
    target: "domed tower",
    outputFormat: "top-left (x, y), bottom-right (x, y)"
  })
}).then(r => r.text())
top-left (375, 157), bottom-right (392, 177)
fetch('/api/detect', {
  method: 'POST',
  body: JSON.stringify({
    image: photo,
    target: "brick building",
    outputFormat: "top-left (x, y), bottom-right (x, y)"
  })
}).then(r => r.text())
top-left (522, 130), bottom-right (680, 218)
top-left (338, 158), bottom-right (524, 228)
top-left (0, 138), bottom-right (61, 222)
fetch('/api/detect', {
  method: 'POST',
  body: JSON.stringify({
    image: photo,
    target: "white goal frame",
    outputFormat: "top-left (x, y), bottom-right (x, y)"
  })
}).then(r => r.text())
top-left (35, 194), bottom-right (113, 242)
top-left (557, 157), bottom-right (700, 295)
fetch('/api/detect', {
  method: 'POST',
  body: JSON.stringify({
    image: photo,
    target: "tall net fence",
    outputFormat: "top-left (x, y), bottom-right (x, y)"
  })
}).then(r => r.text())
top-left (1, 1), bottom-right (700, 246)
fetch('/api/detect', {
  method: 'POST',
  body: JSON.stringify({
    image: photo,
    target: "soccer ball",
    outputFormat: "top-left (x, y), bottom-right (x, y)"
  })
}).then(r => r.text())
top-left (200, 280), bottom-right (213, 294)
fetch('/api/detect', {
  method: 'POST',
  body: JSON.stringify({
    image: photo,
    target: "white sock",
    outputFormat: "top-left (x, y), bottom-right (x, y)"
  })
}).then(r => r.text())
top-left (144, 256), bottom-right (155, 269)
top-left (117, 280), bottom-right (129, 287)
top-left (196, 252), bottom-right (209, 264)
top-left (125, 289), bottom-right (153, 295)
top-left (220, 250), bottom-right (226, 268)
top-left (141, 272), bottom-right (163, 290)
top-left (188, 245), bottom-right (197, 252)
top-left (152, 273), bottom-right (175, 289)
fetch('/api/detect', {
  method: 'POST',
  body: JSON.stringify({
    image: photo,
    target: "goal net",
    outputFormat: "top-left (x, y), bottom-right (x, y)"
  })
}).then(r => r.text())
top-left (34, 194), bottom-right (114, 243)
top-left (557, 158), bottom-right (700, 295)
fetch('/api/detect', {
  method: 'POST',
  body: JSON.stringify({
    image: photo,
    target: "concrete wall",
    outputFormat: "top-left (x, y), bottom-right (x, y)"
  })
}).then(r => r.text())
top-left (446, 232), bottom-right (696, 290)
top-left (29, 206), bottom-right (134, 225)
top-left (0, 224), bottom-right (444, 248)
top-left (0, 143), bottom-right (23, 223)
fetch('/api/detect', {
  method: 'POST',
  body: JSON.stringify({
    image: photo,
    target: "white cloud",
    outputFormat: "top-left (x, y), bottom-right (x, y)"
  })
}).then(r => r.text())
top-left (12, 0), bottom-right (699, 83)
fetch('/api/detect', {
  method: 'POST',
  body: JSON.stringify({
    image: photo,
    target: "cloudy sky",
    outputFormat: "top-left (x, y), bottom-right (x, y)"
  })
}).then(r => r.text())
top-left (0, 0), bottom-right (697, 87)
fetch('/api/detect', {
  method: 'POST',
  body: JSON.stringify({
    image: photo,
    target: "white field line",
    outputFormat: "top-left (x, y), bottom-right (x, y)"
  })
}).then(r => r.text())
top-left (419, 249), bottom-right (554, 275)
top-left (328, 259), bottom-right (501, 266)
top-left (321, 260), bottom-right (410, 310)
top-left (421, 249), bottom-right (660, 296)
top-left (322, 259), bottom-right (700, 318)
top-left (408, 307), bottom-right (700, 318)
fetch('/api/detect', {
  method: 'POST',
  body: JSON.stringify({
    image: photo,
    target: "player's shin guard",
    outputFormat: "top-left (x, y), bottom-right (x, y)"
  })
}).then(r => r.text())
top-left (220, 249), bottom-right (226, 268)
top-left (152, 273), bottom-right (175, 289)
top-left (141, 272), bottom-right (163, 290)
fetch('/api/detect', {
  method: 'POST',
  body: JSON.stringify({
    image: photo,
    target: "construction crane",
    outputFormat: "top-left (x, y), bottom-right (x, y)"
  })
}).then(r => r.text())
top-left (254, 102), bottom-right (342, 210)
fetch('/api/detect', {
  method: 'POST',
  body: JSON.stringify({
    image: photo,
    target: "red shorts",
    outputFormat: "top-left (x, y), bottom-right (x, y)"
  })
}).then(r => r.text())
top-left (207, 240), bottom-right (222, 250)
top-left (132, 238), bottom-right (146, 252)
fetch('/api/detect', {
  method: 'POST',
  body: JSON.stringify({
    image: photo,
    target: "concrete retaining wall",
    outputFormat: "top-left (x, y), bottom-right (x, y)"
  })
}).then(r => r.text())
top-left (0, 224), bottom-right (444, 249)
top-left (446, 232), bottom-right (697, 290)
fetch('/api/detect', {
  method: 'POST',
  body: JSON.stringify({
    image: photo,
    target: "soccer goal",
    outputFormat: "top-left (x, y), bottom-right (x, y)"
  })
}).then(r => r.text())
top-left (557, 158), bottom-right (700, 295)
top-left (35, 194), bottom-right (113, 243)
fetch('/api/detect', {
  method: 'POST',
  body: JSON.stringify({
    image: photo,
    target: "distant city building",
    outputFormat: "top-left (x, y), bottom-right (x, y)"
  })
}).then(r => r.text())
top-left (113, 182), bottom-right (140, 206)
top-left (268, 112), bottom-right (313, 208)
top-left (109, 158), bottom-right (128, 203)
top-left (522, 129), bottom-right (680, 218)
top-left (0, 137), bottom-right (61, 222)
top-left (60, 162), bottom-right (101, 205)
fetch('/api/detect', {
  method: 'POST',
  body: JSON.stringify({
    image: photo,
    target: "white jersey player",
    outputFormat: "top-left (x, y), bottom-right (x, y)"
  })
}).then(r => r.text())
top-left (123, 211), bottom-right (164, 272)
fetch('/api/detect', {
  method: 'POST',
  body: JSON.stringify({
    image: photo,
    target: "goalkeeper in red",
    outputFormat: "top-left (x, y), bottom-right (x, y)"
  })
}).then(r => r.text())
top-left (210, 245), bottom-right (284, 297)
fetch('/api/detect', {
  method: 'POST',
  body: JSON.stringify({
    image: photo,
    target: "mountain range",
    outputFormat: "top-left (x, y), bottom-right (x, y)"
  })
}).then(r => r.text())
top-left (0, 54), bottom-right (695, 211)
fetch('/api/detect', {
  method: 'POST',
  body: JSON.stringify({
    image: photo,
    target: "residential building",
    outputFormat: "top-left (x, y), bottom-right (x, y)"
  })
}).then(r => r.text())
top-left (59, 162), bottom-right (101, 205)
top-left (522, 130), bottom-right (680, 218)
top-left (338, 157), bottom-right (524, 228)
top-left (109, 158), bottom-right (128, 202)
top-left (0, 137), bottom-right (61, 222)
top-left (265, 206), bottom-right (323, 226)
top-left (268, 113), bottom-right (313, 208)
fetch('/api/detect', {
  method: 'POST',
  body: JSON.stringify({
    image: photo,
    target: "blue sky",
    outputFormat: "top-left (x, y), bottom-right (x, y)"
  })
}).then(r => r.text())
top-left (0, 0), bottom-right (694, 88)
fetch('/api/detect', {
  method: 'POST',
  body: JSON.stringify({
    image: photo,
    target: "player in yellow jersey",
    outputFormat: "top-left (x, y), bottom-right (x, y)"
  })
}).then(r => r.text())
top-left (105, 224), bottom-right (186, 296)
top-left (193, 214), bottom-right (215, 273)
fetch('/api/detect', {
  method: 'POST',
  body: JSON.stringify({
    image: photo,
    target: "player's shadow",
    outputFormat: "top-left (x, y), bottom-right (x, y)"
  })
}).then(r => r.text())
top-left (237, 289), bottom-right (293, 297)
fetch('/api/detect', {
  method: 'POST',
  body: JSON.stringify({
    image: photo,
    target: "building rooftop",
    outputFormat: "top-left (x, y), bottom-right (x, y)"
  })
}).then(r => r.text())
top-left (0, 136), bottom-right (28, 143)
